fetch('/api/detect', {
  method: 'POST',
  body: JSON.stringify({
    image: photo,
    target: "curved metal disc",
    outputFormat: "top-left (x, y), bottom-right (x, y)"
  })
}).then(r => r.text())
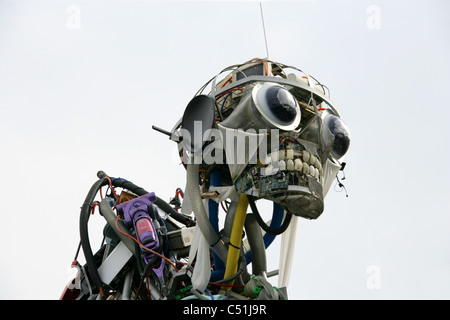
top-left (181, 95), bottom-right (215, 153)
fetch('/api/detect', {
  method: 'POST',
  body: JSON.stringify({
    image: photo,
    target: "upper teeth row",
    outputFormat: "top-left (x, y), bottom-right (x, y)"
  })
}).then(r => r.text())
top-left (261, 150), bottom-right (323, 179)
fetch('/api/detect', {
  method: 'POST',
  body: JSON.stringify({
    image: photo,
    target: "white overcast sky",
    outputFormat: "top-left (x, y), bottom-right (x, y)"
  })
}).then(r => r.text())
top-left (0, 0), bottom-right (449, 300)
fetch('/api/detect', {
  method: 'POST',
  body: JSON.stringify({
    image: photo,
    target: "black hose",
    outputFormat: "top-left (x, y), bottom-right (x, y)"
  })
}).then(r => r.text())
top-left (79, 171), bottom-right (195, 294)
top-left (99, 171), bottom-right (196, 227)
top-left (154, 197), bottom-right (196, 227)
top-left (99, 198), bottom-right (136, 254)
top-left (248, 196), bottom-right (292, 235)
top-left (79, 177), bottom-right (110, 294)
top-left (98, 171), bottom-right (148, 197)
top-left (213, 256), bottom-right (246, 284)
top-left (244, 214), bottom-right (267, 276)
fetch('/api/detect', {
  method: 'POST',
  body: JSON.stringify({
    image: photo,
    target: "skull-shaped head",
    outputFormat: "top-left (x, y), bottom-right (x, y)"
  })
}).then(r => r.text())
top-left (175, 59), bottom-right (350, 219)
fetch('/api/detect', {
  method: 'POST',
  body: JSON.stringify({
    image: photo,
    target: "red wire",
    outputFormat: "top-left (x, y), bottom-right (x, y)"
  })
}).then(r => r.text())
top-left (91, 202), bottom-right (100, 215)
top-left (220, 76), bottom-right (232, 88)
top-left (217, 87), bottom-right (243, 99)
top-left (176, 190), bottom-right (184, 199)
top-left (105, 177), bottom-right (119, 199)
top-left (220, 202), bottom-right (228, 213)
top-left (285, 138), bottom-right (297, 144)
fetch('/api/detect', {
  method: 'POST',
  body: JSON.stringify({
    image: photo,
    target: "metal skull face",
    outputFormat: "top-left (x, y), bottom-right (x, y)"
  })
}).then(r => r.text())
top-left (176, 59), bottom-right (350, 220)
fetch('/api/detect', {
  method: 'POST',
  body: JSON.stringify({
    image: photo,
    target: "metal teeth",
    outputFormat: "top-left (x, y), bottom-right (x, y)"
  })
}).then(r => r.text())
top-left (314, 167), bottom-right (320, 179)
top-left (278, 160), bottom-right (286, 171)
top-left (265, 164), bottom-right (273, 175)
top-left (286, 159), bottom-right (294, 171)
top-left (303, 150), bottom-right (310, 163)
top-left (286, 149), bottom-right (294, 160)
top-left (260, 149), bottom-right (323, 181)
top-left (294, 158), bottom-right (302, 171)
top-left (315, 159), bottom-right (323, 175)
top-left (302, 162), bottom-right (310, 174)
top-left (309, 155), bottom-right (317, 167)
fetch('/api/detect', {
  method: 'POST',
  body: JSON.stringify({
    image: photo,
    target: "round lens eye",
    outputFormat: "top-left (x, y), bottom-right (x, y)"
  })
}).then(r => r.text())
top-left (257, 85), bottom-right (299, 127)
top-left (324, 114), bottom-right (351, 159)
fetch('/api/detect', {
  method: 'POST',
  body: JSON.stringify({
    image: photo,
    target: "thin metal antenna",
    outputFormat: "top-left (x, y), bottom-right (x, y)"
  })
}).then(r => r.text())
top-left (259, 2), bottom-right (270, 59)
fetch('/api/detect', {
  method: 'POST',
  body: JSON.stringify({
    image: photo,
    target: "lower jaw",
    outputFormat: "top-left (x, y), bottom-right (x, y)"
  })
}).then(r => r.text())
top-left (236, 168), bottom-right (325, 220)
top-left (261, 173), bottom-right (324, 219)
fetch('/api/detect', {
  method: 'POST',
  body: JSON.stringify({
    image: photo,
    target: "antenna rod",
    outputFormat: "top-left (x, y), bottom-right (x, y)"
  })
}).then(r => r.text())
top-left (260, 2), bottom-right (270, 59)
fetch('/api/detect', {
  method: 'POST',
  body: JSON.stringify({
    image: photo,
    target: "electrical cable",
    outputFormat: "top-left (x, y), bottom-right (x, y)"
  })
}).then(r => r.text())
top-left (190, 288), bottom-right (210, 300)
top-left (220, 201), bottom-right (228, 213)
top-left (248, 196), bottom-right (292, 235)
top-left (105, 177), bottom-right (127, 198)
top-left (91, 201), bottom-right (100, 215)
top-left (73, 241), bottom-right (82, 262)
top-left (158, 216), bottom-right (178, 265)
top-left (99, 198), bottom-right (136, 255)
top-left (213, 256), bottom-right (246, 285)
top-left (219, 88), bottom-right (243, 113)
top-left (98, 171), bottom-right (195, 227)
top-left (105, 176), bottom-right (119, 199)
top-left (79, 176), bottom-right (113, 297)
top-left (205, 288), bottom-right (214, 300)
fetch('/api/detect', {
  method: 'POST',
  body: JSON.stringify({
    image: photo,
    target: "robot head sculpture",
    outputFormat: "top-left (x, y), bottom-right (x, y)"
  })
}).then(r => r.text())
top-left (63, 58), bottom-right (350, 301)
top-left (158, 58), bottom-right (351, 298)
top-left (173, 58), bottom-right (350, 220)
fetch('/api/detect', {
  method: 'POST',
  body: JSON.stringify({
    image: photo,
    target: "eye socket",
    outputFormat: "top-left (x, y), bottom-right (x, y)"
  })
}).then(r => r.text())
top-left (324, 114), bottom-right (351, 159)
top-left (256, 84), bottom-right (301, 130)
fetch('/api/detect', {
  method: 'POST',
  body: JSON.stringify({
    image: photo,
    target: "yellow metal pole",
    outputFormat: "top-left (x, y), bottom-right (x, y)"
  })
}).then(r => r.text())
top-left (222, 193), bottom-right (249, 289)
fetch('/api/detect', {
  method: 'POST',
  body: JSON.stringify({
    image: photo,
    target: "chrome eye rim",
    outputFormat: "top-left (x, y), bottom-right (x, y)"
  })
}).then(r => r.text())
top-left (323, 113), bottom-right (351, 159)
top-left (253, 82), bottom-right (301, 131)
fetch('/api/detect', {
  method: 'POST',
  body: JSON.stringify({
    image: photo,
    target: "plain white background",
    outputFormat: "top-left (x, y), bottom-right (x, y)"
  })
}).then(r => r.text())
top-left (0, 0), bottom-right (449, 299)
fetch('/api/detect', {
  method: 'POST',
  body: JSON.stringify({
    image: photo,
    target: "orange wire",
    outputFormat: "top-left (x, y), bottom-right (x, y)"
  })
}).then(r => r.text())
top-left (99, 286), bottom-right (106, 298)
top-left (105, 177), bottom-right (119, 199)
top-left (91, 202), bottom-right (100, 215)
top-left (114, 214), bottom-right (178, 272)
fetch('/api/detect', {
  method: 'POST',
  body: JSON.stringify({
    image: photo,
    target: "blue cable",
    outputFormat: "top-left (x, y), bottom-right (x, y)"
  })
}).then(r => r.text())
top-left (220, 91), bottom-right (234, 113)
top-left (209, 171), bottom-right (225, 274)
top-left (158, 215), bottom-right (178, 265)
top-left (105, 177), bottom-right (128, 197)
top-left (205, 288), bottom-right (214, 300)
